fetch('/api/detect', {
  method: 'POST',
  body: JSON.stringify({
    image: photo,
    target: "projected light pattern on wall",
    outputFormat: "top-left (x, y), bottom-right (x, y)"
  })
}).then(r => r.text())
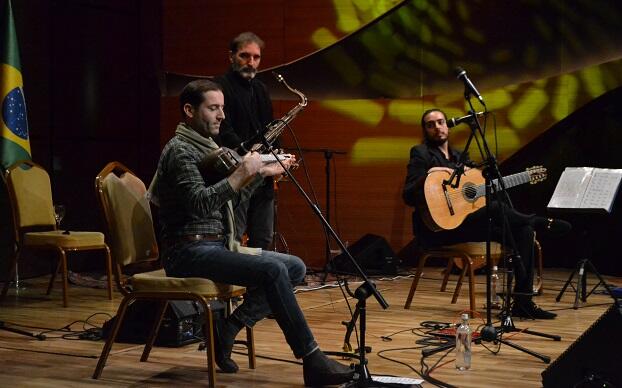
top-left (307, 0), bottom-right (622, 165)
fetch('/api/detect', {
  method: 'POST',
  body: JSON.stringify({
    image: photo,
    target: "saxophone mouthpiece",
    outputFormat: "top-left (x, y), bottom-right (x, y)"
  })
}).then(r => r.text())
top-left (272, 72), bottom-right (284, 83)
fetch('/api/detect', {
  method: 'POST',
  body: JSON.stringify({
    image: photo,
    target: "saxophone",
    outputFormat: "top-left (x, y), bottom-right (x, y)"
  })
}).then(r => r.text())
top-left (202, 72), bottom-right (307, 177)
top-left (241, 72), bottom-right (308, 153)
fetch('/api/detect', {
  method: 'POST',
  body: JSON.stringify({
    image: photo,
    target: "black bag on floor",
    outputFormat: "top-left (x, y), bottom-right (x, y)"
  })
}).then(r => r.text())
top-left (102, 299), bottom-right (225, 347)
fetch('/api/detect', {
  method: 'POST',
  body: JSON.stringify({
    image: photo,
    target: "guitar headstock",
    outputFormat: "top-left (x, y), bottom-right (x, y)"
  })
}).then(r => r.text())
top-left (526, 165), bottom-right (547, 184)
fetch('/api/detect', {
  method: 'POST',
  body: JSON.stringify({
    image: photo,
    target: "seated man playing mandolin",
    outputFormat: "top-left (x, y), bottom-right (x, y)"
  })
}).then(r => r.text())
top-left (402, 108), bottom-right (570, 320)
top-left (151, 79), bottom-right (354, 385)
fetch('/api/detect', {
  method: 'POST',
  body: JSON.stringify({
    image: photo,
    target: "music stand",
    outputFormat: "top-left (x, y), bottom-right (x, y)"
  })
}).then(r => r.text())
top-left (548, 167), bottom-right (622, 308)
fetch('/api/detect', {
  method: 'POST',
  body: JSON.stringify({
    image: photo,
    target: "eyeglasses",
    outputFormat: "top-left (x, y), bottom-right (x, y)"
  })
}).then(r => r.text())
top-left (424, 119), bottom-right (446, 129)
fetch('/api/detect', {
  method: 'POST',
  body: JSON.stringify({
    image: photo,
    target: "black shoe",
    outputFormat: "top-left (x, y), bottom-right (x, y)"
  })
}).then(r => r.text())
top-left (512, 299), bottom-right (557, 320)
top-left (213, 318), bottom-right (241, 373)
top-left (303, 349), bottom-right (355, 386)
top-left (533, 217), bottom-right (572, 236)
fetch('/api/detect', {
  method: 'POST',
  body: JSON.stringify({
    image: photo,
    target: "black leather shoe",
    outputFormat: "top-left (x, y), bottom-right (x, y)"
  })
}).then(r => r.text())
top-left (533, 217), bottom-right (572, 236)
top-left (303, 349), bottom-right (355, 386)
top-left (512, 299), bottom-right (557, 320)
top-left (213, 319), bottom-right (240, 373)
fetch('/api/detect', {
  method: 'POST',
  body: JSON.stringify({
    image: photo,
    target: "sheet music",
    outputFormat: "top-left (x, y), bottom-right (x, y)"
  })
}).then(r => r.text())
top-left (548, 167), bottom-right (622, 213)
top-left (582, 169), bottom-right (622, 210)
top-left (371, 375), bottom-right (424, 387)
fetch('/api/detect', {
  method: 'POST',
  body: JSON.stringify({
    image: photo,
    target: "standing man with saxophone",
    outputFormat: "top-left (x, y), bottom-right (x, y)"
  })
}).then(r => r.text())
top-left (215, 32), bottom-right (276, 250)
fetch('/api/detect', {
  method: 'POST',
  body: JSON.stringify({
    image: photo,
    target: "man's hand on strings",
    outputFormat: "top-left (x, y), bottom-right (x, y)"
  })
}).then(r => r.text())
top-left (260, 154), bottom-right (297, 177)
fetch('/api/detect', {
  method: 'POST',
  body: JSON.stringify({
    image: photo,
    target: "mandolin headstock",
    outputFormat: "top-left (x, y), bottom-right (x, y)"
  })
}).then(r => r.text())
top-left (526, 165), bottom-right (547, 184)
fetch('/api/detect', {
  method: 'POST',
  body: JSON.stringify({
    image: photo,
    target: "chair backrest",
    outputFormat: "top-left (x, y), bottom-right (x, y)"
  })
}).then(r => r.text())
top-left (95, 161), bottom-right (158, 267)
top-left (5, 160), bottom-right (56, 239)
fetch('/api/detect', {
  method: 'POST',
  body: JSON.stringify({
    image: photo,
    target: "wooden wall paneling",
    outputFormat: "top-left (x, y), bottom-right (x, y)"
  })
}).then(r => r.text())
top-left (159, 1), bottom-right (418, 269)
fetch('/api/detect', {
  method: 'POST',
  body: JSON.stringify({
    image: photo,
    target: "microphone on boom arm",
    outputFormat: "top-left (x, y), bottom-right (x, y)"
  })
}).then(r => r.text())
top-left (447, 112), bottom-right (487, 128)
top-left (455, 67), bottom-right (486, 107)
top-left (238, 131), bottom-right (264, 155)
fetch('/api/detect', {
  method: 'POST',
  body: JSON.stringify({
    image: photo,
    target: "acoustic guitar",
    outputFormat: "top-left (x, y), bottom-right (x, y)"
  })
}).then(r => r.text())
top-left (417, 166), bottom-right (547, 231)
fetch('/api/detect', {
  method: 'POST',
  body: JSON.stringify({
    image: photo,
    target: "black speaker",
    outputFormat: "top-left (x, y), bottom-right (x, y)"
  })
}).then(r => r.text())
top-left (332, 234), bottom-right (398, 275)
top-left (542, 304), bottom-right (622, 387)
top-left (102, 299), bottom-right (224, 347)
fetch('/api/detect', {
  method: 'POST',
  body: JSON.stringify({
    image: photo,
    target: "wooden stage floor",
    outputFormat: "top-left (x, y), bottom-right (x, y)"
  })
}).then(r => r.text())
top-left (0, 267), bottom-right (619, 387)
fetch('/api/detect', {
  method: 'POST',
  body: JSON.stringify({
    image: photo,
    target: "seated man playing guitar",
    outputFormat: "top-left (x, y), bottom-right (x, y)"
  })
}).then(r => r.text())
top-left (402, 108), bottom-right (570, 320)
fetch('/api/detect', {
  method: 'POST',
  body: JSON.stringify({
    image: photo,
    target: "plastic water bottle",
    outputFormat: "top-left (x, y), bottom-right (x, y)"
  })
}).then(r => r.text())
top-left (490, 265), bottom-right (501, 308)
top-left (455, 313), bottom-right (472, 371)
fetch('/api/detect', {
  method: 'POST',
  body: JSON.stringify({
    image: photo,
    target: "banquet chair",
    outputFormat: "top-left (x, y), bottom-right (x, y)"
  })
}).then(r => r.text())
top-left (404, 237), bottom-right (544, 311)
top-left (1, 159), bottom-right (113, 307)
top-left (93, 161), bottom-right (255, 387)
top-left (404, 242), bottom-right (503, 312)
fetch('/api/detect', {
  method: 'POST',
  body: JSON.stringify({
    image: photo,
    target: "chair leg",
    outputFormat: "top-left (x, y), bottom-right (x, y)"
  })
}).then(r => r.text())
top-left (246, 326), bottom-right (256, 369)
top-left (404, 254), bottom-right (429, 309)
top-left (55, 247), bottom-right (69, 307)
top-left (93, 294), bottom-right (134, 379)
top-left (47, 258), bottom-right (62, 296)
top-left (467, 259), bottom-right (476, 312)
top-left (452, 256), bottom-right (469, 304)
top-left (113, 263), bottom-right (129, 296)
top-left (140, 300), bottom-right (168, 362)
top-left (440, 259), bottom-right (454, 292)
top-left (535, 239), bottom-right (544, 295)
top-left (202, 305), bottom-right (216, 388)
top-left (103, 245), bottom-right (113, 300)
top-left (1, 248), bottom-right (19, 299)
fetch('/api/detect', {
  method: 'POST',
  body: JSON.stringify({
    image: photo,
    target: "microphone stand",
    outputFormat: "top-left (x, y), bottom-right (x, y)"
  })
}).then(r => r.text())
top-left (0, 320), bottom-right (46, 340)
top-left (264, 140), bottom-right (392, 387)
top-left (450, 92), bottom-right (560, 363)
top-left (283, 147), bottom-right (347, 283)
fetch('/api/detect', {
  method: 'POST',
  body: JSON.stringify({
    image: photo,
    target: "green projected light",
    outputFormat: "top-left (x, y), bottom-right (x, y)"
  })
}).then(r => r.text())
top-left (307, 0), bottom-right (622, 165)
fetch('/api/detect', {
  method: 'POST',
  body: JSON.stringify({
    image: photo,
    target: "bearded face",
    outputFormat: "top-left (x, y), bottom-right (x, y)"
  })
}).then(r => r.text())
top-left (230, 42), bottom-right (261, 80)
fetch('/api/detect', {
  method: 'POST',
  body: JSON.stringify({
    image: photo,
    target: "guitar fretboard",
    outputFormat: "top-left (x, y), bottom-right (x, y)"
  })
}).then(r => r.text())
top-left (473, 171), bottom-right (532, 198)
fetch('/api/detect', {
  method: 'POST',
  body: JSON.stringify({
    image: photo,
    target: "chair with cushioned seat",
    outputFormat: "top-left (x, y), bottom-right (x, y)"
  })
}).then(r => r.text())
top-left (404, 236), bottom-right (544, 311)
top-left (93, 161), bottom-right (255, 387)
top-left (404, 242), bottom-right (503, 312)
top-left (1, 159), bottom-right (113, 307)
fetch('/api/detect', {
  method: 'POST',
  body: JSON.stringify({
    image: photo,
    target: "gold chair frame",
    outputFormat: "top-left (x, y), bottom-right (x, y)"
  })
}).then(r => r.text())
top-left (93, 161), bottom-right (255, 387)
top-left (2, 159), bottom-right (113, 307)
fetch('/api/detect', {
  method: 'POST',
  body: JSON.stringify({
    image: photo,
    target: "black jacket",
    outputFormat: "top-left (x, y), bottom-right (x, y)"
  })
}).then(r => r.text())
top-left (214, 70), bottom-right (273, 151)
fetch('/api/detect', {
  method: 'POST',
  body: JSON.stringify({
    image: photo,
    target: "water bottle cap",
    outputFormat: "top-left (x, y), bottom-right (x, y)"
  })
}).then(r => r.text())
top-left (461, 313), bottom-right (469, 320)
top-left (493, 265), bottom-right (498, 270)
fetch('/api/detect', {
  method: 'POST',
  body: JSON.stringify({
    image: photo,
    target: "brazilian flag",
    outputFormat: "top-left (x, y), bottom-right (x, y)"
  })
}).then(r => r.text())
top-left (0, 0), bottom-right (30, 169)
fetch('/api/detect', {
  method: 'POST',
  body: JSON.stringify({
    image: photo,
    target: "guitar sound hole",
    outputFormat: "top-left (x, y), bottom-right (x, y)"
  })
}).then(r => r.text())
top-left (463, 184), bottom-right (477, 201)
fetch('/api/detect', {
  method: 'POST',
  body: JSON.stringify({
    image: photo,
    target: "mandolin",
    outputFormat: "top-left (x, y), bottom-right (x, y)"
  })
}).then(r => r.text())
top-left (200, 147), bottom-right (294, 178)
top-left (416, 166), bottom-right (547, 231)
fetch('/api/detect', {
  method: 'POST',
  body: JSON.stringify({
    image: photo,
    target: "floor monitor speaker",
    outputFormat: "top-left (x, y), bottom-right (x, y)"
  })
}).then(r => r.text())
top-left (332, 233), bottom-right (398, 275)
top-left (541, 304), bottom-right (622, 387)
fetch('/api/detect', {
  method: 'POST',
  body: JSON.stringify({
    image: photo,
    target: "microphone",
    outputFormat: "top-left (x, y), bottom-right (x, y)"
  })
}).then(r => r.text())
top-left (447, 112), bottom-right (487, 128)
top-left (238, 131), bottom-right (265, 154)
top-left (455, 67), bottom-right (485, 106)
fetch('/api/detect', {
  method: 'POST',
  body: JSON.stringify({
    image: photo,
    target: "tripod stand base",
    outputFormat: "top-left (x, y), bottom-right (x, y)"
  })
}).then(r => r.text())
top-left (495, 337), bottom-right (550, 364)
top-left (556, 259), bottom-right (613, 309)
top-left (0, 321), bottom-right (46, 340)
top-left (481, 316), bottom-right (560, 364)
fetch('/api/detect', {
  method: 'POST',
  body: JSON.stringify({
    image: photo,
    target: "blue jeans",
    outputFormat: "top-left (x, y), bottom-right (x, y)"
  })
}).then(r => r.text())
top-left (163, 240), bottom-right (318, 358)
